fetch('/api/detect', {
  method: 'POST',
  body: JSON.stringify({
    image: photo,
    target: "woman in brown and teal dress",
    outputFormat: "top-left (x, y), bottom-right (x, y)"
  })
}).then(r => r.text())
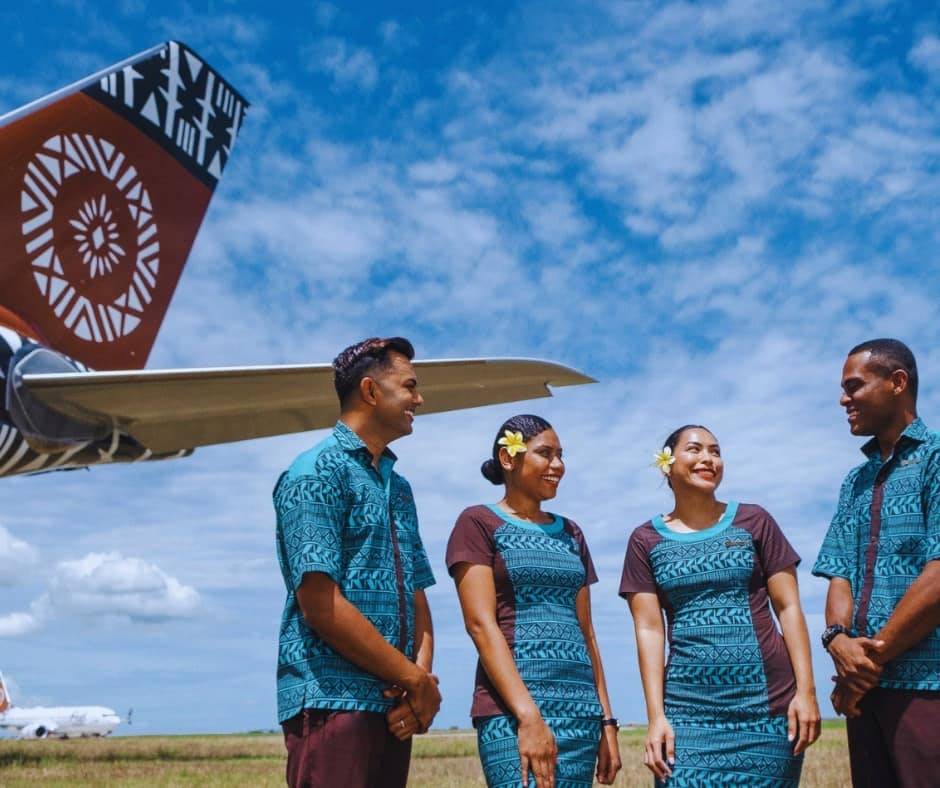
top-left (446, 414), bottom-right (621, 788)
top-left (620, 424), bottom-right (821, 786)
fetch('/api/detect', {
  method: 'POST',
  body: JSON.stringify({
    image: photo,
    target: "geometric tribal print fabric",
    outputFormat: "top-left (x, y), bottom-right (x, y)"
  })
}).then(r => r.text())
top-left (813, 417), bottom-right (940, 690)
top-left (476, 713), bottom-right (601, 788)
top-left (273, 421), bottom-right (435, 723)
top-left (620, 502), bottom-right (803, 786)
top-left (446, 506), bottom-right (604, 785)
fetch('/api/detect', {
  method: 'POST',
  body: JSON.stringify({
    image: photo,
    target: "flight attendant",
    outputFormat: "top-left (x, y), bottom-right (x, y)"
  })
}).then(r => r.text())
top-left (446, 414), bottom-right (621, 787)
top-left (620, 425), bottom-right (820, 786)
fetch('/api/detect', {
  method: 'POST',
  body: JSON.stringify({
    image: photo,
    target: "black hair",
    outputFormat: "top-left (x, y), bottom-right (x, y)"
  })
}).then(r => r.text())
top-left (332, 336), bottom-right (415, 407)
top-left (663, 424), bottom-right (710, 454)
top-left (481, 414), bottom-right (553, 485)
top-left (661, 424), bottom-right (713, 489)
top-left (848, 338), bottom-right (918, 403)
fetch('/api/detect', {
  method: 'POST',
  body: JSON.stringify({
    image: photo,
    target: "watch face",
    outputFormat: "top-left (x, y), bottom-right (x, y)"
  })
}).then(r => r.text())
top-left (822, 625), bottom-right (846, 648)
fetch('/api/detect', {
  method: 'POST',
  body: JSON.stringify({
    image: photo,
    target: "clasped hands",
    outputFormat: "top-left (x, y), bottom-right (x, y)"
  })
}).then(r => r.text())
top-left (384, 668), bottom-right (441, 741)
top-left (828, 635), bottom-right (886, 718)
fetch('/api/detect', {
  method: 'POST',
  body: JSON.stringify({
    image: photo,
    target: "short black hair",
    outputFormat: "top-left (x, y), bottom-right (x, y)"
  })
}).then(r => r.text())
top-left (481, 414), bottom-right (553, 485)
top-left (332, 336), bottom-right (415, 407)
top-left (848, 338), bottom-right (918, 402)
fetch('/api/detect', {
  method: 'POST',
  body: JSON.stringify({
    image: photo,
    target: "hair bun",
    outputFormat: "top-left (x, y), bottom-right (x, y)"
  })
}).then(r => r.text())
top-left (480, 459), bottom-right (503, 485)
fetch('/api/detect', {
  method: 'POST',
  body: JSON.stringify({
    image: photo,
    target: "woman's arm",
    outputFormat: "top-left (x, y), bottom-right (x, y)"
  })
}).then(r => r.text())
top-left (452, 562), bottom-right (557, 788)
top-left (766, 568), bottom-right (821, 754)
top-left (575, 587), bottom-right (621, 785)
top-left (626, 591), bottom-right (673, 781)
top-left (413, 589), bottom-right (434, 672)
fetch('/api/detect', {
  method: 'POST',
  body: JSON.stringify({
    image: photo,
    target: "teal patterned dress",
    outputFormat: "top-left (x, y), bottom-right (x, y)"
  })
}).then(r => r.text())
top-left (620, 502), bottom-right (804, 787)
top-left (447, 505), bottom-right (604, 787)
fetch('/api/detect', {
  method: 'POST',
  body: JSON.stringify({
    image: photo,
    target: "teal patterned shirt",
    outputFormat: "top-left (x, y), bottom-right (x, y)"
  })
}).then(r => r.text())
top-left (273, 421), bottom-right (435, 723)
top-left (813, 418), bottom-right (940, 690)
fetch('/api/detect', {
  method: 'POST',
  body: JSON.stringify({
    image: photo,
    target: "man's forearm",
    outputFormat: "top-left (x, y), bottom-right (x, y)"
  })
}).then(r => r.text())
top-left (873, 560), bottom-right (940, 663)
top-left (825, 577), bottom-right (855, 629)
top-left (299, 576), bottom-right (423, 689)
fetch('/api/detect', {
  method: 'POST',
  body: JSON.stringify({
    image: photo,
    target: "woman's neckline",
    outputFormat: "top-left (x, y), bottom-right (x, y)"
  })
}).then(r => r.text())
top-left (486, 504), bottom-right (564, 533)
top-left (652, 501), bottom-right (739, 542)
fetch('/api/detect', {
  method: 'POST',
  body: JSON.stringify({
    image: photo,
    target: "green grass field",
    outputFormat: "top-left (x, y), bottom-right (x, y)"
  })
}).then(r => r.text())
top-left (0, 721), bottom-right (850, 786)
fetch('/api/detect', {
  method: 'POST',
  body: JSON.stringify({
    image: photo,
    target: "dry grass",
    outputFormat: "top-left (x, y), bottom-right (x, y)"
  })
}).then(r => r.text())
top-left (0, 721), bottom-right (850, 786)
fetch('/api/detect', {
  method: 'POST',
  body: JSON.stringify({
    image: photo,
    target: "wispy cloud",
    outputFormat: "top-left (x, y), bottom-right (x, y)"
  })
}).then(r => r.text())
top-left (0, 525), bottom-right (39, 587)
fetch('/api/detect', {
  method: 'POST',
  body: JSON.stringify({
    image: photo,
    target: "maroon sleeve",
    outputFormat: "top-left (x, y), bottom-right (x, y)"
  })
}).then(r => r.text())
top-left (565, 520), bottom-right (598, 586)
top-left (445, 507), bottom-right (496, 576)
top-left (750, 505), bottom-right (801, 576)
top-left (619, 524), bottom-right (658, 597)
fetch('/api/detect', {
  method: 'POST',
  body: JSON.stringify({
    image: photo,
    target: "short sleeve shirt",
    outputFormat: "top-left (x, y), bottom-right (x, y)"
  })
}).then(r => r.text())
top-left (620, 502), bottom-right (801, 721)
top-left (813, 418), bottom-right (940, 690)
top-left (445, 504), bottom-right (602, 720)
top-left (273, 421), bottom-right (435, 723)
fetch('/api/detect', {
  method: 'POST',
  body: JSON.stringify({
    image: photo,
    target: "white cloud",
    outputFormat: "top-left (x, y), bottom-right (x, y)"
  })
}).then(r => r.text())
top-left (0, 526), bottom-right (39, 587)
top-left (0, 608), bottom-right (41, 637)
top-left (909, 34), bottom-right (940, 74)
top-left (46, 553), bottom-right (201, 623)
top-left (306, 37), bottom-right (379, 92)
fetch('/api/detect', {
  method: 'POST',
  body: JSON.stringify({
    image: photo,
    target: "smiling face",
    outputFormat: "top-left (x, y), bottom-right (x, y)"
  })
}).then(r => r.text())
top-left (502, 428), bottom-right (565, 501)
top-left (840, 351), bottom-right (908, 437)
top-left (668, 427), bottom-right (723, 495)
top-left (369, 351), bottom-right (423, 440)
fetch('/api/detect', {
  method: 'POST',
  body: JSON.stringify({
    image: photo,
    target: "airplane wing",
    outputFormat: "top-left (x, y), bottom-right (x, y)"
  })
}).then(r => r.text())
top-left (21, 359), bottom-right (595, 454)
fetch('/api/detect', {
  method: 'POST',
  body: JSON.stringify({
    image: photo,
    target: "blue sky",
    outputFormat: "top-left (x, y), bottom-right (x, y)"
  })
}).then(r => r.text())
top-left (2, 0), bottom-right (940, 735)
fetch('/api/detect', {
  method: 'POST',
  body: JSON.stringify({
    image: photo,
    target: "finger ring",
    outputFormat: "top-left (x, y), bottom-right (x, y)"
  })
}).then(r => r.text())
top-left (399, 719), bottom-right (405, 729)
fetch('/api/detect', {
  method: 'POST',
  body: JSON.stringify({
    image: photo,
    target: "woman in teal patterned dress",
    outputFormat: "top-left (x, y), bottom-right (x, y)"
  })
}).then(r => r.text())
top-left (446, 414), bottom-right (621, 787)
top-left (620, 425), bottom-right (820, 786)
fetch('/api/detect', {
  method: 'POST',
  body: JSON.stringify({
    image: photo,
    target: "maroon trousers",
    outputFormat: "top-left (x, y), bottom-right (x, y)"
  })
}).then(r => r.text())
top-left (846, 688), bottom-right (940, 788)
top-left (282, 709), bottom-right (412, 788)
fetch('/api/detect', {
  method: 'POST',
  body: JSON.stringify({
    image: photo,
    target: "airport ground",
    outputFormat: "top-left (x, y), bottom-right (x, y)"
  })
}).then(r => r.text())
top-left (0, 721), bottom-right (850, 786)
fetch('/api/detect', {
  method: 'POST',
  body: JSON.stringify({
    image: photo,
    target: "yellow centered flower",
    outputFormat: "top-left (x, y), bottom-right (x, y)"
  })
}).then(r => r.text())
top-left (653, 447), bottom-right (676, 473)
top-left (498, 430), bottom-right (528, 457)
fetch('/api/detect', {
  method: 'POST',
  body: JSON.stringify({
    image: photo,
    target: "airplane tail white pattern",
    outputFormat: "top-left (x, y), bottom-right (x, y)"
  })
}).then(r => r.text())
top-left (0, 671), bottom-right (12, 712)
top-left (0, 41), bottom-right (248, 371)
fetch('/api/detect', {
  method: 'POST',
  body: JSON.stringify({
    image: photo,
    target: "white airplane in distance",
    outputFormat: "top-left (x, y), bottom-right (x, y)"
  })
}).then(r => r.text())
top-left (0, 41), bottom-right (594, 480)
top-left (0, 671), bottom-right (123, 739)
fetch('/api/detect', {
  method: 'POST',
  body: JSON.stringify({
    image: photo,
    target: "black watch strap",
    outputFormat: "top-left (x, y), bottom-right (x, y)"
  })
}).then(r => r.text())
top-left (601, 717), bottom-right (619, 729)
top-left (822, 624), bottom-right (849, 651)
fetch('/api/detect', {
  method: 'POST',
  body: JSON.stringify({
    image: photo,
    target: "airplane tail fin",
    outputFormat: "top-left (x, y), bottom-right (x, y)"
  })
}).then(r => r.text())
top-left (0, 671), bottom-right (11, 712)
top-left (0, 42), bottom-right (248, 370)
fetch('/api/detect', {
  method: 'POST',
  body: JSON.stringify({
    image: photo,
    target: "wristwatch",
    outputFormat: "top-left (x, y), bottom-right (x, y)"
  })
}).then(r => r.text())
top-left (601, 718), bottom-right (619, 730)
top-left (821, 624), bottom-right (850, 651)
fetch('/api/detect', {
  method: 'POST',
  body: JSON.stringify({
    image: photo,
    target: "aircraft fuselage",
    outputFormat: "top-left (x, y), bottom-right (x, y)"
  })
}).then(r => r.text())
top-left (0, 705), bottom-right (121, 738)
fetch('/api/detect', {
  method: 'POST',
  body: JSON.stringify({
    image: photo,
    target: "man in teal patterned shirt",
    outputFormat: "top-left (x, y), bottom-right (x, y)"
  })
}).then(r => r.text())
top-left (274, 336), bottom-right (440, 788)
top-left (814, 338), bottom-right (940, 787)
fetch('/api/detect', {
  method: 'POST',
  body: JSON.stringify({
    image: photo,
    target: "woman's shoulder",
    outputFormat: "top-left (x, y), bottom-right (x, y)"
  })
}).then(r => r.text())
top-left (629, 518), bottom-right (658, 539)
top-left (453, 504), bottom-right (502, 527)
top-left (731, 501), bottom-right (775, 524)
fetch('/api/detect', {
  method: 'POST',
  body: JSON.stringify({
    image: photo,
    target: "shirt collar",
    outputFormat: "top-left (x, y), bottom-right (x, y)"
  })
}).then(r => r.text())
top-left (861, 417), bottom-right (929, 459)
top-left (332, 421), bottom-right (398, 474)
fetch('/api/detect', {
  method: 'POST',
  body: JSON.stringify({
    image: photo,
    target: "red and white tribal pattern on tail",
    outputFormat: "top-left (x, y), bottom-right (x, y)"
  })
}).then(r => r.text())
top-left (20, 133), bottom-right (159, 344)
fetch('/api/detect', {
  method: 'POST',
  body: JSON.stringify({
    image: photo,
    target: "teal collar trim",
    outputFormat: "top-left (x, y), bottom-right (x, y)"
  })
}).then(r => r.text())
top-left (862, 417), bottom-right (929, 459)
top-left (486, 504), bottom-right (564, 534)
top-left (652, 500), bottom-right (739, 542)
top-left (333, 420), bottom-right (398, 481)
